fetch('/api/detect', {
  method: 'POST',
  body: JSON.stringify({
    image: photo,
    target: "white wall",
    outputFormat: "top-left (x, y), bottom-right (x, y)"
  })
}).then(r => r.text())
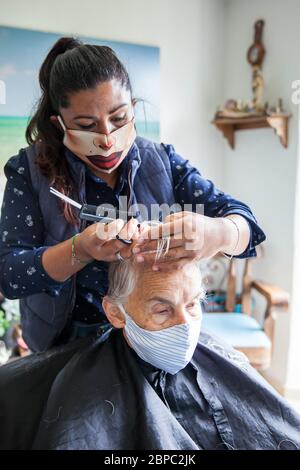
top-left (0, 0), bottom-right (226, 186)
top-left (223, 0), bottom-right (300, 391)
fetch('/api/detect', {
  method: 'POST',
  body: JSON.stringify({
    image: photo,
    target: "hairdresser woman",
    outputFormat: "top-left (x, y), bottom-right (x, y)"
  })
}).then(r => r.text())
top-left (0, 37), bottom-right (265, 352)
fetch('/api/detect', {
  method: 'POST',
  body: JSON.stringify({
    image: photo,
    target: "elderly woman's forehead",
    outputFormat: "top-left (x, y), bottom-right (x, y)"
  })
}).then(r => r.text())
top-left (136, 262), bottom-right (201, 291)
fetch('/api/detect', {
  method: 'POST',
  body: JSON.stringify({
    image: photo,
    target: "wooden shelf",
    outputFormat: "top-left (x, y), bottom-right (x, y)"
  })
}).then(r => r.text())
top-left (212, 113), bottom-right (291, 149)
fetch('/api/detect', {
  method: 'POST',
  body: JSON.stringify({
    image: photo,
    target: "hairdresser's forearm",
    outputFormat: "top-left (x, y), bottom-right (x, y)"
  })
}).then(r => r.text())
top-left (219, 214), bottom-right (251, 256)
top-left (42, 237), bottom-right (92, 282)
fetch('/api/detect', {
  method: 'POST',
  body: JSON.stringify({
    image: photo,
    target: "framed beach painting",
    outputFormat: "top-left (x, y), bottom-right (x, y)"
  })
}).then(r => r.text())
top-left (0, 25), bottom-right (160, 195)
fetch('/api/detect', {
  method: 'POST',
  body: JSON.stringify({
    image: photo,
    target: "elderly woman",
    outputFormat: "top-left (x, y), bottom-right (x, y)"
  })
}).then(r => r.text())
top-left (0, 256), bottom-right (299, 451)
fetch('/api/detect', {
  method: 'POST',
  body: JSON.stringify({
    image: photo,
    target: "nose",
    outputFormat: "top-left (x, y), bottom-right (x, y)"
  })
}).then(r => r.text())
top-left (100, 137), bottom-right (114, 150)
top-left (174, 309), bottom-right (191, 325)
top-left (93, 135), bottom-right (114, 150)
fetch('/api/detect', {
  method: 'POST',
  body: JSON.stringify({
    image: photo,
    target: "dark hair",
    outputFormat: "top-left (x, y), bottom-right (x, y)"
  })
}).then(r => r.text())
top-left (26, 37), bottom-right (136, 226)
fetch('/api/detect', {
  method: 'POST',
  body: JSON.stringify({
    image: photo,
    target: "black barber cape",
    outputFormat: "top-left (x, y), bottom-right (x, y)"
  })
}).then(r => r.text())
top-left (0, 329), bottom-right (300, 450)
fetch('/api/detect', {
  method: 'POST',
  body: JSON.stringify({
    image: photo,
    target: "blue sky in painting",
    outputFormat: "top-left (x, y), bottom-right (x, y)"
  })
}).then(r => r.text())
top-left (0, 26), bottom-right (160, 122)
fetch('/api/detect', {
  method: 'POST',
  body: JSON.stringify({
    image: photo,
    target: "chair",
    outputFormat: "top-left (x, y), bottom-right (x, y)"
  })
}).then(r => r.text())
top-left (201, 254), bottom-right (289, 370)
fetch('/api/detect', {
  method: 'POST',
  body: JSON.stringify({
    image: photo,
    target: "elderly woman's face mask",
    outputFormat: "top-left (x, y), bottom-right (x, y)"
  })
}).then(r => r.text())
top-left (123, 310), bottom-right (202, 375)
top-left (57, 115), bottom-right (136, 174)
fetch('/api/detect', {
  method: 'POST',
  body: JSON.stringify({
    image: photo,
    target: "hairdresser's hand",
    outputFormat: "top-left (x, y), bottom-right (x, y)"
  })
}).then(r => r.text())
top-left (132, 211), bottom-right (248, 272)
top-left (74, 218), bottom-right (140, 262)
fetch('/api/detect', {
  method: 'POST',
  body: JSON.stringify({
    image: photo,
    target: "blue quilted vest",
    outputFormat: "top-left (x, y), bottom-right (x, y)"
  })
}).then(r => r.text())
top-left (21, 136), bottom-right (177, 351)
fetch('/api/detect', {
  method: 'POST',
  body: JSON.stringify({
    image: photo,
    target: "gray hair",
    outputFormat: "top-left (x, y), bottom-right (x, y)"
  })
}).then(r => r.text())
top-left (106, 257), bottom-right (204, 307)
top-left (107, 258), bottom-right (137, 307)
top-left (106, 223), bottom-right (171, 306)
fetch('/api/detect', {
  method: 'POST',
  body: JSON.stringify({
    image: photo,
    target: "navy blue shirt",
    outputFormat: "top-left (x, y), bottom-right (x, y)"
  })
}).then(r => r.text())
top-left (0, 142), bottom-right (266, 324)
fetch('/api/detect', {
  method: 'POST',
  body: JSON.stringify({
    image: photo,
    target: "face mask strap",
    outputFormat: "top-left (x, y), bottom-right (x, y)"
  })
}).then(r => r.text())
top-left (57, 115), bottom-right (66, 132)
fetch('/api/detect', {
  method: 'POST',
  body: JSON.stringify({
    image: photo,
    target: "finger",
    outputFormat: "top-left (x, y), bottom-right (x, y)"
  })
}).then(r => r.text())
top-left (136, 217), bottom-right (186, 242)
top-left (131, 221), bottom-right (142, 240)
top-left (133, 237), bottom-right (183, 254)
top-left (117, 217), bottom-right (139, 242)
top-left (138, 216), bottom-right (201, 246)
top-left (137, 220), bottom-right (161, 238)
top-left (134, 246), bottom-right (195, 264)
top-left (97, 238), bottom-right (132, 261)
top-left (164, 211), bottom-right (187, 222)
top-left (160, 246), bottom-right (196, 261)
top-left (95, 219), bottom-right (125, 241)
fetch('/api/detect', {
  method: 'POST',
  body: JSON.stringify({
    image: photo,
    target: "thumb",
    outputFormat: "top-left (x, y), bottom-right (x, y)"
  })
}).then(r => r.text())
top-left (95, 219), bottom-right (125, 241)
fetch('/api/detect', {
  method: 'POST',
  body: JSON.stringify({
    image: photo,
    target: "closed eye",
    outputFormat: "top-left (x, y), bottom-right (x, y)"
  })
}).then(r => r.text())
top-left (152, 305), bottom-right (172, 316)
top-left (79, 123), bottom-right (96, 130)
top-left (152, 309), bottom-right (172, 325)
top-left (111, 115), bottom-right (126, 122)
top-left (78, 115), bottom-right (126, 130)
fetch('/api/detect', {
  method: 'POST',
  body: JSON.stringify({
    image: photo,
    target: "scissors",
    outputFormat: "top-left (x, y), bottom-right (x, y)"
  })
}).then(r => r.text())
top-left (50, 187), bottom-right (136, 245)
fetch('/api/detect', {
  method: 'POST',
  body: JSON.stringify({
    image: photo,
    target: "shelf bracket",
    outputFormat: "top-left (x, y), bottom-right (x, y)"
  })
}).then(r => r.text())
top-left (266, 115), bottom-right (290, 148)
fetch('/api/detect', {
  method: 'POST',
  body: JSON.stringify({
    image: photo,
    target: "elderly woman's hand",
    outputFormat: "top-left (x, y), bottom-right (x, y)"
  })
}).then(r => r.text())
top-left (132, 211), bottom-right (250, 272)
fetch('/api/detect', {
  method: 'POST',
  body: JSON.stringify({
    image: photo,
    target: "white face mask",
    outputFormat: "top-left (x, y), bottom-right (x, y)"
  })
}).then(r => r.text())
top-left (123, 310), bottom-right (202, 375)
top-left (57, 115), bottom-right (136, 174)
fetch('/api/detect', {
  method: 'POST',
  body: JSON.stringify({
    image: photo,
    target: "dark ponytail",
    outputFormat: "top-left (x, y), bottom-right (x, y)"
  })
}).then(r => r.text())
top-left (26, 37), bottom-right (135, 227)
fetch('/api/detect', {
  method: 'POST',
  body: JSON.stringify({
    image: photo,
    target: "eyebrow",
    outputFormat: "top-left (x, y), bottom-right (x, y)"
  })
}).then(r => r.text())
top-left (149, 291), bottom-right (204, 306)
top-left (73, 103), bottom-right (128, 120)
